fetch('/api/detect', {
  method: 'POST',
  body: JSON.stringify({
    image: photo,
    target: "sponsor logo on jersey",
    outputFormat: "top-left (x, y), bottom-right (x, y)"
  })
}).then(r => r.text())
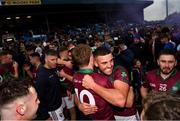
top-left (150, 83), bottom-right (156, 88)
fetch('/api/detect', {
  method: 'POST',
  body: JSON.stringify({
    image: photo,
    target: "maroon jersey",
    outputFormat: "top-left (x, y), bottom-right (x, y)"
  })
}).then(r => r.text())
top-left (142, 69), bottom-right (180, 94)
top-left (62, 66), bottom-right (74, 93)
top-left (73, 69), bottom-right (115, 120)
top-left (32, 67), bottom-right (38, 79)
top-left (0, 63), bottom-right (14, 75)
top-left (109, 66), bottom-right (136, 116)
top-left (31, 65), bottom-right (41, 79)
top-left (0, 63), bottom-right (14, 81)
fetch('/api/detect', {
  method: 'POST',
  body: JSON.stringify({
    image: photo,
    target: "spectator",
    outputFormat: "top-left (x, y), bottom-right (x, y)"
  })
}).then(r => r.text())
top-left (24, 52), bottom-right (42, 80)
top-left (131, 59), bottom-right (145, 105)
top-left (114, 41), bottom-right (134, 73)
top-left (0, 50), bottom-right (19, 80)
top-left (129, 36), bottom-right (147, 64)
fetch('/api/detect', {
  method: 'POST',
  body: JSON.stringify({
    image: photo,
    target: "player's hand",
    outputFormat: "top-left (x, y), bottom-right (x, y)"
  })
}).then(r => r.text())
top-left (82, 75), bottom-right (95, 89)
top-left (59, 69), bottom-right (66, 77)
top-left (78, 102), bottom-right (98, 115)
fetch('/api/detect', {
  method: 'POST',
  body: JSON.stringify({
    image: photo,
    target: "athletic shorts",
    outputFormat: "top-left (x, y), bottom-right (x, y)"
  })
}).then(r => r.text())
top-left (62, 94), bottom-right (75, 109)
top-left (114, 111), bottom-right (140, 121)
top-left (48, 99), bottom-right (65, 121)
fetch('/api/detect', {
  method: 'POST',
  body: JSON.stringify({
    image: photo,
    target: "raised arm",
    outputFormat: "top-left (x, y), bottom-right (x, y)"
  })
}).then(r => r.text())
top-left (82, 75), bottom-right (127, 107)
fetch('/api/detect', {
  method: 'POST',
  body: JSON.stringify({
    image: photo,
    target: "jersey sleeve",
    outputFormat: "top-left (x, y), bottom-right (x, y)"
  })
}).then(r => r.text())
top-left (114, 66), bottom-right (130, 84)
top-left (141, 72), bottom-right (150, 88)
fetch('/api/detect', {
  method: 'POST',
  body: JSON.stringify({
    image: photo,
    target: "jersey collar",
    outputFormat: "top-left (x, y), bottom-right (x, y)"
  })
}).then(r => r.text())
top-left (156, 69), bottom-right (177, 81)
top-left (79, 68), bottom-right (94, 74)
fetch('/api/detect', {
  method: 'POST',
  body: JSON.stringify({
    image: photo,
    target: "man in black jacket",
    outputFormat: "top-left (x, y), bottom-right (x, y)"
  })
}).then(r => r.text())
top-left (35, 49), bottom-right (66, 120)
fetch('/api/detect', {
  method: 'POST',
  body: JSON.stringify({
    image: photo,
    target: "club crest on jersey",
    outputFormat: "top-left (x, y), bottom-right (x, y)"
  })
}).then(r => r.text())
top-left (172, 86), bottom-right (178, 92)
top-left (121, 72), bottom-right (127, 78)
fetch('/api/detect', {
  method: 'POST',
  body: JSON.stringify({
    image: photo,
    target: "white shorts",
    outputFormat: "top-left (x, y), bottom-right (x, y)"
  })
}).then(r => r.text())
top-left (48, 99), bottom-right (65, 121)
top-left (62, 94), bottom-right (75, 109)
top-left (114, 111), bottom-right (140, 121)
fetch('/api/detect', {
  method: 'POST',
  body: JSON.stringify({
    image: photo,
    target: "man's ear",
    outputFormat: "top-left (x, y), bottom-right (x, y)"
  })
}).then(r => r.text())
top-left (16, 104), bottom-right (26, 116)
top-left (157, 59), bottom-right (160, 66)
top-left (175, 60), bottom-right (177, 66)
top-left (45, 57), bottom-right (48, 64)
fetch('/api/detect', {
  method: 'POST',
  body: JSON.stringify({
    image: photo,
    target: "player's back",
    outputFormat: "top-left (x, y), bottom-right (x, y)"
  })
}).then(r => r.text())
top-left (73, 71), bottom-right (115, 120)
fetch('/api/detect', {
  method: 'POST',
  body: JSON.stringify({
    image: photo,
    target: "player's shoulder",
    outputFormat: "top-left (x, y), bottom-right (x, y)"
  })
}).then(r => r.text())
top-left (93, 72), bottom-right (111, 87)
top-left (73, 71), bottom-right (82, 77)
top-left (146, 69), bottom-right (157, 76)
top-left (113, 65), bottom-right (127, 74)
top-left (93, 72), bottom-right (108, 80)
top-left (114, 65), bottom-right (126, 71)
top-left (113, 65), bottom-right (128, 77)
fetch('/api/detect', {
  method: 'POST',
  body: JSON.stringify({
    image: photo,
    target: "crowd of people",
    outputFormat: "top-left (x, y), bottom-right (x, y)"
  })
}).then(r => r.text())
top-left (0, 22), bottom-right (180, 120)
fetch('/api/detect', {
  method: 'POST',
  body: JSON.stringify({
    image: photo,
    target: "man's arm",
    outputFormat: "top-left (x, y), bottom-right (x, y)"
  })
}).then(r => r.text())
top-left (13, 61), bottom-right (19, 78)
top-left (24, 65), bottom-right (34, 79)
top-left (125, 86), bottom-right (134, 108)
top-left (82, 75), bottom-right (127, 107)
top-left (140, 86), bottom-right (148, 99)
top-left (74, 95), bottom-right (98, 115)
top-left (140, 73), bottom-right (150, 99)
top-left (59, 69), bottom-right (73, 81)
top-left (113, 66), bottom-right (133, 108)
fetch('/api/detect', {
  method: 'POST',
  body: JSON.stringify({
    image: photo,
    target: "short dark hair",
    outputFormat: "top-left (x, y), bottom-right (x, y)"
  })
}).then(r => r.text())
top-left (160, 33), bottom-right (170, 39)
top-left (71, 44), bottom-right (91, 67)
top-left (26, 45), bottom-right (35, 52)
top-left (93, 47), bottom-right (111, 58)
top-left (0, 78), bottom-right (34, 108)
top-left (30, 52), bottom-right (40, 58)
top-left (44, 49), bottom-right (57, 57)
top-left (58, 46), bottom-right (68, 56)
top-left (133, 59), bottom-right (140, 66)
top-left (143, 91), bottom-right (180, 120)
top-left (158, 49), bottom-right (177, 60)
